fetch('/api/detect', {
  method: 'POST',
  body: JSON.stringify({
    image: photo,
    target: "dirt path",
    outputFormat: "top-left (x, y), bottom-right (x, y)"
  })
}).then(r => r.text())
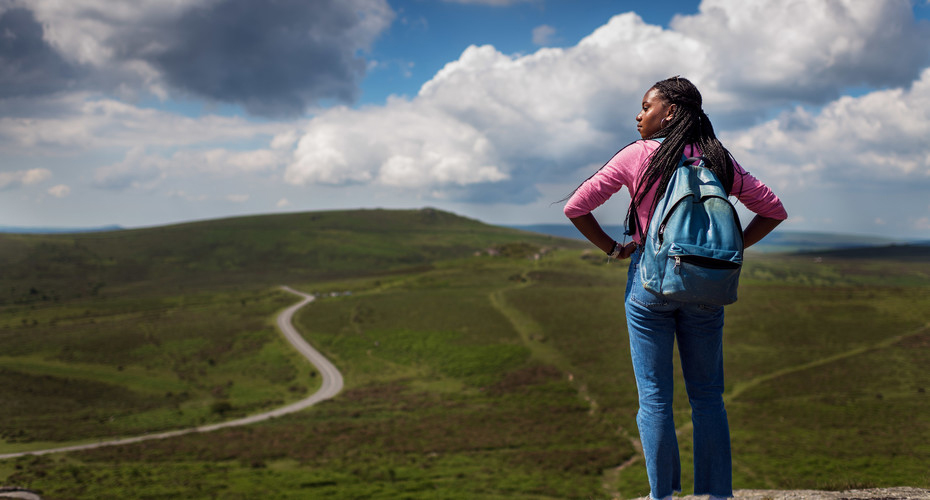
top-left (725, 321), bottom-right (930, 403)
top-left (0, 286), bottom-right (343, 460)
top-left (487, 276), bottom-right (644, 499)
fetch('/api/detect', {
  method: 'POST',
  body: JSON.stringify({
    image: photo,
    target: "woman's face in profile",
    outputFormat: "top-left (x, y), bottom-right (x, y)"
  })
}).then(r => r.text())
top-left (636, 88), bottom-right (672, 139)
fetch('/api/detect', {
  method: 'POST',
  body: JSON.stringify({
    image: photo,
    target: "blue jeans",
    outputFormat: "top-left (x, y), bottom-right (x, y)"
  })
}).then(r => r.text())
top-left (625, 249), bottom-right (732, 499)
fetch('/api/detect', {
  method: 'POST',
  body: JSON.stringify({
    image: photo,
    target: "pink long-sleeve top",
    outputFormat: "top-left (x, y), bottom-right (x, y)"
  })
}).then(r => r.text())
top-left (563, 140), bottom-right (787, 243)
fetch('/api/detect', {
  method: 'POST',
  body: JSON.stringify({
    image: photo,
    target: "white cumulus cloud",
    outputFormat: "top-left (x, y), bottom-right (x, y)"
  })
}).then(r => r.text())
top-left (670, 0), bottom-right (930, 108)
top-left (0, 168), bottom-right (51, 190)
top-left (285, 99), bottom-right (508, 189)
top-left (47, 184), bottom-right (71, 198)
top-left (94, 145), bottom-right (286, 190)
top-left (532, 25), bottom-right (556, 46)
top-left (723, 68), bottom-right (930, 190)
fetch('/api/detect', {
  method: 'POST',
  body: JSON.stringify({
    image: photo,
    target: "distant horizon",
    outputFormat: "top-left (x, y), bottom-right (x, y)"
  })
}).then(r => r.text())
top-left (0, 207), bottom-right (923, 243)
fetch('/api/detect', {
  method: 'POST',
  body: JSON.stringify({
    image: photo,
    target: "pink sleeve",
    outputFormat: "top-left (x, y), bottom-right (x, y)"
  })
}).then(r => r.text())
top-left (563, 142), bottom-right (649, 218)
top-left (731, 160), bottom-right (788, 220)
top-left (564, 142), bottom-right (787, 223)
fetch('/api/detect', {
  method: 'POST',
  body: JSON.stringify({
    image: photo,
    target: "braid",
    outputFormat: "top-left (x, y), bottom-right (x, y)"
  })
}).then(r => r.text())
top-left (632, 77), bottom-right (736, 233)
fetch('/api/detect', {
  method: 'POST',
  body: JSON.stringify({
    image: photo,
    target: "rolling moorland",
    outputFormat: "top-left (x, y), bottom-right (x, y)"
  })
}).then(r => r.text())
top-left (0, 208), bottom-right (928, 499)
top-left (507, 224), bottom-right (915, 254)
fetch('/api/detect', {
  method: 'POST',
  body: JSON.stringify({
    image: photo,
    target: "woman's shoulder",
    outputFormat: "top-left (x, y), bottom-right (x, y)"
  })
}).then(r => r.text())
top-left (613, 139), bottom-right (659, 159)
top-left (601, 140), bottom-right (658, 179)
top-left (630, 138), bottom-right (661, 149)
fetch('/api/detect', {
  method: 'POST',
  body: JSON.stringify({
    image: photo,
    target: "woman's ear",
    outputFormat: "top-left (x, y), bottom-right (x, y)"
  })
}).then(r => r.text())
top-left (659, 103), bottom-right (676, 128)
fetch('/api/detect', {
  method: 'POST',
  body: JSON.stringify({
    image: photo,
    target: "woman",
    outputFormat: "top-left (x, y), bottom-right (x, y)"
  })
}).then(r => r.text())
top-left (563, 76), bottom-right (787, 500)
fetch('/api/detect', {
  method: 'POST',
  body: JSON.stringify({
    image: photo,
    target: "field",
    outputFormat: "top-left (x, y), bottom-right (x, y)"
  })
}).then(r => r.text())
top-left (1, 209), bottom-right (928, 499)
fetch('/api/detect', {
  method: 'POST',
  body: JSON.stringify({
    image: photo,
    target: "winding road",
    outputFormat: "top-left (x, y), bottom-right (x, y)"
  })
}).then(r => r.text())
top-left (0, 286), bottom-right (344, 460)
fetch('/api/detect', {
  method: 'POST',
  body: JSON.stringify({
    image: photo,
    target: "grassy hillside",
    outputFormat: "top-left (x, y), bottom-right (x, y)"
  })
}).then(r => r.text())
top-left (1, 209), bottom-right (928, 498)
top-left (0, 209), bottom-right (581, 447)
top-left (0, 208), bottom-right (580, 304)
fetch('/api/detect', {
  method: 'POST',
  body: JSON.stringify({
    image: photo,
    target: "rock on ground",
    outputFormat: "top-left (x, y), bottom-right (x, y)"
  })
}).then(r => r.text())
top-left (667, 488), bottom-right (930, 500)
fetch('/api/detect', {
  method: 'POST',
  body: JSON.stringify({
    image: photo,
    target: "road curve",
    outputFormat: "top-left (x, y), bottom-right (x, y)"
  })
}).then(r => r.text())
top-left (0, 286), bottom-right (344, 460)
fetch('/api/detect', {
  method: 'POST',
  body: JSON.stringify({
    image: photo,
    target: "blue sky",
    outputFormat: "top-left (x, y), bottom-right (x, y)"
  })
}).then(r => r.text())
top-left (360, 1), bottom-right (702, 104)
top-left (2, 0), bottom-right (930, 239)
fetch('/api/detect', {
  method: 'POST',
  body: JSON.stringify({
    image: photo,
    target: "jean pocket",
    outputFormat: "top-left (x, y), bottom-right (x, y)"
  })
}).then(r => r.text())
top-left (628, 281), bottom-right (670, 308)
top-left (686, 302), bottom-right (724, 315)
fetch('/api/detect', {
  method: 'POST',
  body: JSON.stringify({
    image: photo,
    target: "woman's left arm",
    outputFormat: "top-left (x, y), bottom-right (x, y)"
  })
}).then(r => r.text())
top-left (730, 162), bottom-right (787, 249)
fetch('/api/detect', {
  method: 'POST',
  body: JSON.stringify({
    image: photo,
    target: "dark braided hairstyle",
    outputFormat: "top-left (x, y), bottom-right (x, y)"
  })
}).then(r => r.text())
top-left (629, 76), bottom-right (737, 237)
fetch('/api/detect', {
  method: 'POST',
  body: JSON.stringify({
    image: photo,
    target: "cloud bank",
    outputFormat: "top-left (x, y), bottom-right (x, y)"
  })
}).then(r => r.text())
top-left (2, 0), bottom-right (929, 235)
top-left (725, 68), bottom-right (930, 190)
top-left (284, 0), bottom-right (930, 203)
top-left (0, 0), bottom-right (394, 116)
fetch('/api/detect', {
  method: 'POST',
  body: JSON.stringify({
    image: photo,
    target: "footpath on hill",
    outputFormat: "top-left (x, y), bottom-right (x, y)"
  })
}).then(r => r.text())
top-left (0, 286), bottom-right (343, 461)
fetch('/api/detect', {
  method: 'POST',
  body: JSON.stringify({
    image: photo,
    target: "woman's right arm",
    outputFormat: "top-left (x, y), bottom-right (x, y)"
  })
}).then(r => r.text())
top-left (569, 213), bottom-right (615, 254)
top-left (570, 213), bottom-right (638, 259)
top-left (564, 142), bottom-right (646, 259)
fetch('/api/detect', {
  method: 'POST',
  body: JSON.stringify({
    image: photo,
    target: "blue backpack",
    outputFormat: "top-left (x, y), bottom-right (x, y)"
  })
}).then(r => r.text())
top-left (634, 147), bottom-right (744, 305)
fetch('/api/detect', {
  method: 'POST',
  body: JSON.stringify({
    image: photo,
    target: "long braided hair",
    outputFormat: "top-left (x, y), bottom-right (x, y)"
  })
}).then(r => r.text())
top-left (629, 76), bottom-right (737, 238)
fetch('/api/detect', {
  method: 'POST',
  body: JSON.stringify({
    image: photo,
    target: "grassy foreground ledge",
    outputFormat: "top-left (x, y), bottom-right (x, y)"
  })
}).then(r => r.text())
top-left (1, 209), bottom-right (929, 498)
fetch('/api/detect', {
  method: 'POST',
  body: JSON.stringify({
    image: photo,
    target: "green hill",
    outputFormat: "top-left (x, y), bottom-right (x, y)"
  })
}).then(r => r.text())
top-left (0, 208), bottom-right (581, 304)
top-left (797, 242), bottom-right (930, 261)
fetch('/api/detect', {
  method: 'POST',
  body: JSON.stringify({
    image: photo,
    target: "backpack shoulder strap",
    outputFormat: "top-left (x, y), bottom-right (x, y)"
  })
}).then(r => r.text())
top-left (625, 138), bottom-right (689, 241)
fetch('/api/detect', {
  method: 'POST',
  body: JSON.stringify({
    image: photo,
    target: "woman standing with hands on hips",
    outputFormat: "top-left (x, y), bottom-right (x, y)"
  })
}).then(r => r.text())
top-left (563, 76), bottom-right (787, 500)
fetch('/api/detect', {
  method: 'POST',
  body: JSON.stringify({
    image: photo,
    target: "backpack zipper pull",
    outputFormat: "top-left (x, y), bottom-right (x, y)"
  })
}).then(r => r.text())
top-left (674, 256), bottom-right (681, 274)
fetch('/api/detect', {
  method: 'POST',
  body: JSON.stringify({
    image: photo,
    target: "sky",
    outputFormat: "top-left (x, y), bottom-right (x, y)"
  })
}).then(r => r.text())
top-left (2, 0), bottom-right (930, 239)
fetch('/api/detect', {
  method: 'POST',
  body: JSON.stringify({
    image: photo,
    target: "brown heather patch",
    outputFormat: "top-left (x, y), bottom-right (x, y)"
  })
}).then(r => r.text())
top-left (896, 330), bottom-right (930, 349)
top-left (73, 367), bottom-right (624, 476)
top-left (485, 363), bottom-right (564, 395)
